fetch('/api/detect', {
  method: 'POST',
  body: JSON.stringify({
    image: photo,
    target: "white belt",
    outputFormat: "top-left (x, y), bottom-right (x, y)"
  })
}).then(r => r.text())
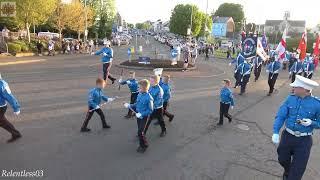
top-left (0, 103), bottom-right (7, 107)
top-left (286, 128), bottom-right (313, 137)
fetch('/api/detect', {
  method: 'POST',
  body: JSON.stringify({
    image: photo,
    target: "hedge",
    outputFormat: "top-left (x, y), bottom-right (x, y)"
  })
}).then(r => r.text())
top-left (7, 42), bottom-right (21, 54)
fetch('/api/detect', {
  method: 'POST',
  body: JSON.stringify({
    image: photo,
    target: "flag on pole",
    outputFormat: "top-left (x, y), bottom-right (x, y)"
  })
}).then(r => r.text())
top-left (297, 29), bottom-right (307, 61)
top-left (261, 33), bottom-right (268, 49)
top-left (276, 28), bottom-right (287, 60)
top-left (313, 33), bottom-right (320, 56)
top-left (257, 38), bottom-right (268, 61)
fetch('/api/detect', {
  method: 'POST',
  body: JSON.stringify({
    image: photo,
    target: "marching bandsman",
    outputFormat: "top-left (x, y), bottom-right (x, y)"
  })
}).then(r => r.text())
top-left (93, 41), bottom-right (116, 84)
top-left (218, 79), bottom-right (234, 125)
top-left (303, 56), bottom-right (315, 79)
top-left (289, 54), bottom-right (303, 83)
top-left (0, 74), bottom-right (22, 143)
top-left (237, 60), bottom-right (252, 95)
top-left (119, 71), bottom-right (139, 118)
top-left (253, 55), bottom-right (263, 81)
top-left (124, 79), bottom-right (154, 153)
top-left (143, 75), bottom-right (167, 137)
top-left (266, 56), bottom-right (281, 96)
top-left (272, 75), bottom-right (320, 180)
top-left (80, 78), bottom-right (115, 132)
top-left (230, 53), bottom-right (245, 88)
top-left (160, 74), bottom-right (174, 122)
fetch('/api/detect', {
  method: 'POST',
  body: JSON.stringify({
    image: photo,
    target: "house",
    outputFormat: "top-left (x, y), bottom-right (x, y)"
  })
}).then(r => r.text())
top-left (264, 20), bottom-right (306, 34)
top-left (211, 17), bottom-right (235, 38)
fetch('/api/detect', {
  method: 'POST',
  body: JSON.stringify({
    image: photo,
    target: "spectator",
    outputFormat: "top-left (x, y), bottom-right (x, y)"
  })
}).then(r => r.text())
top-left (36, 40), bottom-right (43, 56)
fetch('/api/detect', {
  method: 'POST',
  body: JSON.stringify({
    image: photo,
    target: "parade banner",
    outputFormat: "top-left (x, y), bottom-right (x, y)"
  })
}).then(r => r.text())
top-left (241, 35), bottom-right (258, 59)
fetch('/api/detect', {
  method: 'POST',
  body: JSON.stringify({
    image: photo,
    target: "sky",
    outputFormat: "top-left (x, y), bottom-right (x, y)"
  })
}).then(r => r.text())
top-left (116, 0), bottom-right (320, 28)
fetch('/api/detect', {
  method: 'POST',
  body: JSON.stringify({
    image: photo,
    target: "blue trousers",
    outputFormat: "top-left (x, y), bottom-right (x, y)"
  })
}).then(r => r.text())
top-left (277, 130), bottom-right (313, 180)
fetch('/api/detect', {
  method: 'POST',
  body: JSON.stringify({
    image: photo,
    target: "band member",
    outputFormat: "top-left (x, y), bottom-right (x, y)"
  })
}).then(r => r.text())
top-left (230, 53), bottom-right (245, 88)
top-left (237, 60), bottom-right (252, 95)
top-left (119, 71), bottom-right (139, 118)
top-left (272, 75), bottom-right (320, 180)
top-left (93, 41), bottom-right (116, 84)
top-left (303, 56), bottom-right (315, 79)
top-left (124, 79), bottom-right (154, 153)
top-left (218, 79), bottom-right (234, 125)
top-left (253, 55), bottom-right (263, 81)
top-left (143, 75), bottom-right (167, 137)
top-left (80, 78), bottom-right (115, 132)
top-left (160, 74), bottom-right (174, 122)
top-left (0, 74), bottom-right (22, 143)
top-left (289, 54), bottom-right (303, 83)
top-left (266, 56), bottom-right (281, 96)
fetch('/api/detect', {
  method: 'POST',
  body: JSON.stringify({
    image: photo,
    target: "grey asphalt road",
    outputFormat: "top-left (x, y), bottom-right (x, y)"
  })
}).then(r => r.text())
top-left (0, 37), bottom-right (319, 180)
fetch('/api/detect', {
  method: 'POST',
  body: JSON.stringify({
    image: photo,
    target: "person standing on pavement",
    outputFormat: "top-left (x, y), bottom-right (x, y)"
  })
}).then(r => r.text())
top-left (0, 74), bottom-right (22, 143)
top-left (124, 79), bottom-right (154, 153)
top-left (266, 56), bottom-right (281, 96)
top-left (253, 55), bottom-right (263, 82)
top-left (93, 41), bottom-right (116, 84)
top-left (80, 78), bottom-right (115, 132)
top-left (272, 75), bottom-right (320, 180)
top-left (119, 71), bottom-right (139, 118)
top-left (217, 79), bottom-right (234, 126)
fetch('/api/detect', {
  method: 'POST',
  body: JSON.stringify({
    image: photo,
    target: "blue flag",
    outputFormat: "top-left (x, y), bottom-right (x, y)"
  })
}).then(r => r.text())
top-left (261, 34), bottom-right (267, 49)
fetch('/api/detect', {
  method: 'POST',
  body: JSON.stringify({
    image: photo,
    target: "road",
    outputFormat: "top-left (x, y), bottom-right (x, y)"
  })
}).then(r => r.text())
top-left (0, 37), bottom-right (319, 180)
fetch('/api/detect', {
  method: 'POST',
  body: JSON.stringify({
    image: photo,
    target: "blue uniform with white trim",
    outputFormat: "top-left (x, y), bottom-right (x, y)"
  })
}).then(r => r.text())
top-left (160, 83), bottom-right (171, 103)
top-left (220, 87), bottom-right (235, 106)
top-left (88, 88), bottom-right (110, 109)
top-left (0, 80), bottom-right (20, 112)
top-left (289, 61), bottom-right (303, 74)
top-left (119, 79), bottom-right (139, 93)
top-left (148, 85), bottom-right (164, 109)
top-left (266, 61), bottom-right (281, 74)
top-left (95, 47), bottom-right (113, 63)
top-left (274, 94), bottom-right (320, 180)
top-left (129, 92), bottom-right (154, 118)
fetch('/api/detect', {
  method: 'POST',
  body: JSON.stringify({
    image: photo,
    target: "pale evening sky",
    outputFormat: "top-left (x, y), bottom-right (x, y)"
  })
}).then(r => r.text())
top-left (116, 0), bottom-right (320, 28)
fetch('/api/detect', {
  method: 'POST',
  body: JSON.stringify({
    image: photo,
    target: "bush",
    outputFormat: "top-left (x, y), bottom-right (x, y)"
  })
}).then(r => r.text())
top-left (7, 42), bottom-right (21, 54)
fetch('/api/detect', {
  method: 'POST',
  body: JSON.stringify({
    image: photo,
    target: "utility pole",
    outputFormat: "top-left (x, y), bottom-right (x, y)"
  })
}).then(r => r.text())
top-left (84, 0), bottom-right (88, 42)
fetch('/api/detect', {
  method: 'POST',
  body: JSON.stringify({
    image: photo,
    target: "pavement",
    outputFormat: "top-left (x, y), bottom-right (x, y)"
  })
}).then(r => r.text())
top-left (0, 36), bottom-right (319, 180)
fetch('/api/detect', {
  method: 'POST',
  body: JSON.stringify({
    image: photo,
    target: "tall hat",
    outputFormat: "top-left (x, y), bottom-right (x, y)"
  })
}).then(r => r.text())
top-left (0, 73), bottom-right (2, 79)
top-left (153, 68), bottom-right (163, 76)
top-left (290, 75), bottom-right (319, 91)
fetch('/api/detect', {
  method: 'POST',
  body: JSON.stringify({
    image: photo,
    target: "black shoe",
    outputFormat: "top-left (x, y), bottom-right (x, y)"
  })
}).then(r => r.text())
top-left (136, 146), bottom-right (147, 153)
top-left (217, 122), bottom-right (223, 126)
top-left (238, 93), bottom-right (243, 95)
top-left (228, 118), bottom-right (232, 123)
top-left (282, 173), bottom-right (288, 180)
top-left (124, 114), bottom-right (131, 119)
top-left (153, 121), bottom-right (160, 126)
top-left (267, 93), bottom-right (271, 96)
top-left (111, 79), bottom-right (116, 84)
top-left (103, 125), bottom-right (111, 129)
top-left (169, 115), bottom-right (174, 122)
top-left (7, 134), bottom-right (22, 143)
top-left (160, 131), bottom-right (167, 137)
top-left (80, 128), bottom-right (91, 132)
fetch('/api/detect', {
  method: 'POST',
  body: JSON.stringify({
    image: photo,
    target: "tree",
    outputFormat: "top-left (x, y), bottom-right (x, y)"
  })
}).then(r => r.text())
top-left (197, 13), bottom-right (213, 38)
top-left (67, 0), bottom-right (94, 40)
top-left (169, 4), bottom-right (203, 36)
top-left (127, 23), bottom-right (134, 29)
top-left (15, 0), bottom-right (56, 42)
top-left (214, 3), bottom-right (245, 32)
top-left (135, 22), bottom-right (151, 30)
top-left (96, 0), bottom-right (116, 38)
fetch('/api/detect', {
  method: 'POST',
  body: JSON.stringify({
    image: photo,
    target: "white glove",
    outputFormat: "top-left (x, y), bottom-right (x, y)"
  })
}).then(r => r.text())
top-left (126, 80), bottom-right (131, 84)
top-left (272, 134), bottom-right (280, 144)
top-left (94, 105), bottom-right (100, 110)
top-left (228, 63), bottom-right (232, 66)
top-left (231, 106), bottom-right (234, 110)
top-left (108, 98), bottom-right (115, 102)
top-left (124, 103), bottom-right (130, 108)
top-left (14, 110), bottom-right (20, 115)
top-left (118, 79), bottom-right (122, 83)
top-left (289, 72), bottom-right (292, 75)
top-left (136, 113), bottom-right (142, 118)
top-left (90, 52), bottom-right (95, 55)
top-left (300, 118), bottom-right (312, 127)
top-left (103, 52), bottom-right (107, 56)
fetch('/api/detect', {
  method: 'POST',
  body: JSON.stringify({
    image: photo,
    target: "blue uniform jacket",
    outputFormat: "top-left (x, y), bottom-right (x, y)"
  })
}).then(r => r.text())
top-left (237, 62), bottom-right (252, 76)
top-left (231, 53), bottom-right (245, 72)
top-left (253, 56), bottom-right (263, 68)
top-left (130, 92), bottom-right (154, 117)
top-left (120, 79), bottom-right (139, 93)
top-left (289, 61), bottom-right (303, 73)
top-left (0, 80), bottom-right (20, 112)
top-left (303, 62), bottom-right (315, 74)
top-left (148, 84), bottom-right (164, 109)
top-left (266, 61), bottom-right (281, 74)
top-left (273, 95), bottom-right (320, 134)
top-left (88, 88), bottom-right (109, 109)
top-left (160, 83), bottom-right (171, 102)
top-left (95, 47), bottom-right (113, 63)
top-left (220, 87), bottom-right (235, 106)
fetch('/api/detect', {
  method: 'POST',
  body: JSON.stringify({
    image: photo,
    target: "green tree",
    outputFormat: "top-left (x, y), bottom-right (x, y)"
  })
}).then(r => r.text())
top-left (197, 12), bottom-right (213, 38)
top-left (127, 23), bottom-right (134, 29)
top-left (135, 22), bottom-right (151, 30)
top-left (15, 0), bottom-right (57, 42)
top-left (95, 0), bottom-right (116, 38)
top-left (169, 4), bottom-right (203, 36)
top-left (214, 3), bottom-right (244, 32)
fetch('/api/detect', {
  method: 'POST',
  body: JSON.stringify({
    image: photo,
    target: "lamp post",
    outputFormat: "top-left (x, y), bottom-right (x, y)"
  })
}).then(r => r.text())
top-left (84, 0), bottom-right (88, 42)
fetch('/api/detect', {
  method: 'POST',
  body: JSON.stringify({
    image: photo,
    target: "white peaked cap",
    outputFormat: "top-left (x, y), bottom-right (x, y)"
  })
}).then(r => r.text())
top-left (0, 73), bottom-right (2, 79)
top-left (153, 68), bottom-right (163, 76)
top-left (290, 75), bottom-right (319, 91)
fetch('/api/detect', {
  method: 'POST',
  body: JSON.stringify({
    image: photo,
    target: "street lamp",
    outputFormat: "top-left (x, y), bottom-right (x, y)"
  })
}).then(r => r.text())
top-left (84, 0), bottom-right (88, 42)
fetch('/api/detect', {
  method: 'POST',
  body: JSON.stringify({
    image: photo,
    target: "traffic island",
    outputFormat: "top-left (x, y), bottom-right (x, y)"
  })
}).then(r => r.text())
top-left (116, 59), bottom-right (196, 71)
